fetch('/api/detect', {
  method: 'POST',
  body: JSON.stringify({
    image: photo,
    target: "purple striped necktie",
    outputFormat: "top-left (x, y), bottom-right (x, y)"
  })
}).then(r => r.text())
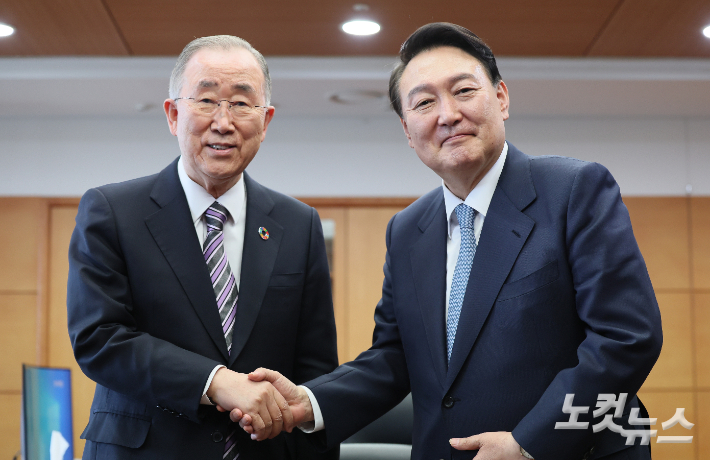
top-left (203, 202), bottom-right (238, 355)
top-left (203, 202), bottom-right (240, 460)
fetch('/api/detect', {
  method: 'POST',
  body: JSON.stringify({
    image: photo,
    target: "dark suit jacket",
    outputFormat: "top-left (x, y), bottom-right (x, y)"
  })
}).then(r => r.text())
top-left (306, 144), bottom-right (662, 460)
top-left (67, 158), bottom-right (339, 459)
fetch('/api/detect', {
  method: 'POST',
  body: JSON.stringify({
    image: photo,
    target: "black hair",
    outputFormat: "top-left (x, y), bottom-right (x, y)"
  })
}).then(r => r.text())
top-left (389, 22), bottom-right (502, 118)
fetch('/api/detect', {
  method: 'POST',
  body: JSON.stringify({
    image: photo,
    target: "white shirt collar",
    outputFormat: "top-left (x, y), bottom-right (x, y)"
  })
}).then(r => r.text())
top-left (177, 156), bottom-right (246, 224)
top-left (443, 141), bottom-right (508, 238)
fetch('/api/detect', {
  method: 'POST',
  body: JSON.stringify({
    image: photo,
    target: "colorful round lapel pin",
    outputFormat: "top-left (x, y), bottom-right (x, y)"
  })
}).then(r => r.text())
top-left (258, 227), bottom-right (270, 240)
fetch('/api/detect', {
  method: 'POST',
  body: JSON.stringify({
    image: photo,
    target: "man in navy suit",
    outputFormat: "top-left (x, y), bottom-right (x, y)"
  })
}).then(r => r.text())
top-left (67, 35), bottom-right (338, 459)
top-left (236, 23), bottom-right (663, 460)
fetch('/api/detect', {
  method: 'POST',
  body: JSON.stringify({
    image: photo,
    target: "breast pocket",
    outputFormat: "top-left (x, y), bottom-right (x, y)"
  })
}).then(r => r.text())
top-left (497, 260), bottom-right (559, 302)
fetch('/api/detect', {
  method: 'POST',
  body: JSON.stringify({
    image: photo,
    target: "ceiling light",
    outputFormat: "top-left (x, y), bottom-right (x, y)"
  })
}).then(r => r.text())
top-left (342, 20), bottom-right (380, 36)
top-left (703, 25), bottom-right (710, 39)
top-left (0, 23), bottom-right (14, 37)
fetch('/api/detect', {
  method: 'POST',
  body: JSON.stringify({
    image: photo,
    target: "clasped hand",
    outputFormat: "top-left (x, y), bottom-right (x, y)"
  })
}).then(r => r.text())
top-left (207, 368), bottom-right (297, 440)
top-left (219, 368), bottom-right (313, 441)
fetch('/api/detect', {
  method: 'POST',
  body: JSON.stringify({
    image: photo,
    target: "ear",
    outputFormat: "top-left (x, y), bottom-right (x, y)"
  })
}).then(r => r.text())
top-left (260, 106), bottom-right (276, 142)
top-left (164, 99), bottom-right (179, 136)
top-left (496, 81), bottom-right (510, 121)
top-left (399, 116), bottom-right (415, 149)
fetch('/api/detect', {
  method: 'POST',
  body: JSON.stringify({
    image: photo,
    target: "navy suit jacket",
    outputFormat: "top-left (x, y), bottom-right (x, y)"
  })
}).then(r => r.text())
top-left (67, 159), bottom-right (339, 459)
top-left (307, 144), bottom-right (662, 460)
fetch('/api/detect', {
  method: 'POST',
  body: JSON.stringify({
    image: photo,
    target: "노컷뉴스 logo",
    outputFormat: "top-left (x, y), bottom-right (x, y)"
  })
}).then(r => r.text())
top-left (555, 393), bottom-right (693, 445)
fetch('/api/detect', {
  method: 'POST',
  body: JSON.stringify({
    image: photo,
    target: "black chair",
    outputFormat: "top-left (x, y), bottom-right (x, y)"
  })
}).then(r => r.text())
top-left (343, 393), bottom-right (413, 445)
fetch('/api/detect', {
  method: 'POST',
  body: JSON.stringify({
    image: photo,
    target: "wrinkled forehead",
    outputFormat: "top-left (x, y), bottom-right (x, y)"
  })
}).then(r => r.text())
top-left (182, 48), bottom-right (266, 98)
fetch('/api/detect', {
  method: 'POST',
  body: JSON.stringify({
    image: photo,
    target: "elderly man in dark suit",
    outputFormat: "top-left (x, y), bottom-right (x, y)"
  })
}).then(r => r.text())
top-left (235, 23), bottom-right (663, 460)
top-left (67, 35), bottom-right (338, 460)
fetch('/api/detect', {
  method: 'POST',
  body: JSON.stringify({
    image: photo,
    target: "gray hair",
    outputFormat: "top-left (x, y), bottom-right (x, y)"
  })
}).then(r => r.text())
top-left (169, 35), bottom-right (271, 105)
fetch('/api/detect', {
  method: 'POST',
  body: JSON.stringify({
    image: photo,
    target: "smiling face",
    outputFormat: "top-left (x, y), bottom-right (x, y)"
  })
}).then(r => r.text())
top-left (164, 47), bottom-right (274, 197)
top-left (399, 46), bottom-right (509, 198)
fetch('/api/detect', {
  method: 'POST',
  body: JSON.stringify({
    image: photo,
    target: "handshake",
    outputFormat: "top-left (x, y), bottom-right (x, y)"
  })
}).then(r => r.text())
top-left (205, 367), bottom-right (523, 457)
top-left (206, 367), bottom-right (313, 441)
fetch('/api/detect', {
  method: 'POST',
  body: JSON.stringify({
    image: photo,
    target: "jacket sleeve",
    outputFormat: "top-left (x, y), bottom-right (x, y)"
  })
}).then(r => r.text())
top-left (67, 188), bottom-right (219, 423)
top-left (306, 214), bottom-right (411, 449)
top-left (288, 208), bottom-right (341, 460)
top-left (511, 162), bottom-right (663, 459)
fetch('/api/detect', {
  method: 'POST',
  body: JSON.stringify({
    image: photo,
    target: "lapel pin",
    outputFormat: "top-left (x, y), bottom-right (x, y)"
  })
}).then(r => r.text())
top-left (258, 227), bottom-right (270, 240)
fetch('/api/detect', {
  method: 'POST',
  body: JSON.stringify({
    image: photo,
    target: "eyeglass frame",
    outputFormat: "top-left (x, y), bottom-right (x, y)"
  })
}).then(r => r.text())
top-left (173, 97), bottom-right (270, 117)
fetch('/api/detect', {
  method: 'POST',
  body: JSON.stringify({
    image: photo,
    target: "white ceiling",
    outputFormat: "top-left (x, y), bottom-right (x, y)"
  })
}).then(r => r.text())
top-left (1, 56), bottom-right (710, 118)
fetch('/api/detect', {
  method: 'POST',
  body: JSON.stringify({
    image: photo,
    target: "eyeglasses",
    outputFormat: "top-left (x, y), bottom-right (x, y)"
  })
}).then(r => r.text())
top-left (174, 97), bottom-right (269, 118)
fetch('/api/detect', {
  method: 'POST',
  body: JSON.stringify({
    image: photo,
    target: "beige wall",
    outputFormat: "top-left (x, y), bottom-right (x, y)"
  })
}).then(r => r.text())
top-left (0, 196), bottom-right (708, 459)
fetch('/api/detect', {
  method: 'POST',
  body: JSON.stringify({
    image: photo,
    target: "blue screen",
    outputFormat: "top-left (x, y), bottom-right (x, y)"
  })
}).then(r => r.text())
top-left (22, 365), bottom-right (74, 460)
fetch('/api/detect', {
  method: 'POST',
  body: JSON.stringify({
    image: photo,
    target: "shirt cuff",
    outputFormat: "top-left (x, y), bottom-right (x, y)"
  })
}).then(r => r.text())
top-left (297, 385), bottom-right (324, 433)
top-left (200, 365), bottom-right (226, 405)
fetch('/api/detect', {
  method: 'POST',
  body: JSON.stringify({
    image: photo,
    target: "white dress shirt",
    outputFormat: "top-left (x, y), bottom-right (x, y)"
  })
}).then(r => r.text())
top-left (304, 142), bottom-right (508, 432)
top-left (176, 156), bottom-right (248, 404)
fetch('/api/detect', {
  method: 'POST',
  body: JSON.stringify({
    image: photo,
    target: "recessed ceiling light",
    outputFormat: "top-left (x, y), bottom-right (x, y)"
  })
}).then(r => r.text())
top-left (342, 20), bottom-right (380, 36)
top-left (703, 25), bottom-right (710, 39)
top-left (0, 23), bottom-right (15, 37)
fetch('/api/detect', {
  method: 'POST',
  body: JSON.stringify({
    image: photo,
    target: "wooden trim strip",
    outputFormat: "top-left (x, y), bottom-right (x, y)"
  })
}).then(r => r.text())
top-left (35, 199), bottom-right (51, 366)
top-left (296, 197), bottom-right (419, 208)
top-left (0, 290), bottom-right (36, 295)
top-left (5, 196), bottom-right (420, 208)
top-left (0, 390), bottom-right (22, 395)
top-left (47, 197), bottom-right (81, 206)
top-left (638, 387), bottom-right (698, 392)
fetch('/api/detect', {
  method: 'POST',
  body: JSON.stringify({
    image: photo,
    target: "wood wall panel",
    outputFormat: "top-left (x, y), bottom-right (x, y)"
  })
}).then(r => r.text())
top-left (313, 207), bottom-right (348, 365)
top-left (48, 205), bottom-right (92, 458)
top-left (691, 198), bottom-right (710, 290)
top-left (0, 194), bottom-right (707, 457)
top-left (0, 294), bottom-right (37, 391)
top-left (624, 197), bottom-right (690, 290)
top-left (636, 391), bottom-right (696, 460)
top-left (0, 394), bottom-right (22, 460)
top-left (695, 294), bottom-right (710, 388)
top-left (0, 198), bottom-right (42, 291)
top-left (698, 391), bottom-right (710, 460)
top-left (344, 207), bottom-right (401, 361)
top-left (643, 293), bottom-right (693, 389)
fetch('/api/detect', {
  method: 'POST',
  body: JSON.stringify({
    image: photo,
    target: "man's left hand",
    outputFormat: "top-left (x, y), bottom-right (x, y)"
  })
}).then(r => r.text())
top-left (450, 431), bottom-right (525, 460)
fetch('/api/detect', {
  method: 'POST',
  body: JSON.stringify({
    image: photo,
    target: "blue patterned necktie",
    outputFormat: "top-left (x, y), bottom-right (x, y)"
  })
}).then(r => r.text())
top-left (447, 203), bottom-right (477, 362)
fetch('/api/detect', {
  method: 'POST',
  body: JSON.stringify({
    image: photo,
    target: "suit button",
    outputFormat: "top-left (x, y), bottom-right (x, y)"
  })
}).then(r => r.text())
top-left (443, 396), bottom-right (455, 409)
top-left (212, 431), bottom-right (224, 442)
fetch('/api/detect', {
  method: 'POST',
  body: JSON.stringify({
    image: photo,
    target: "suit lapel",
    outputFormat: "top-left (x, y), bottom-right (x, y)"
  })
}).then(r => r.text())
top-left (145, 159), bottom-right (230, 361)
top-left (229, 173), bottom-right (283, 365)
top-left (445, 145), bottom-right (536, 390)
top-left (410, 193), bottom-right (448, 390)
